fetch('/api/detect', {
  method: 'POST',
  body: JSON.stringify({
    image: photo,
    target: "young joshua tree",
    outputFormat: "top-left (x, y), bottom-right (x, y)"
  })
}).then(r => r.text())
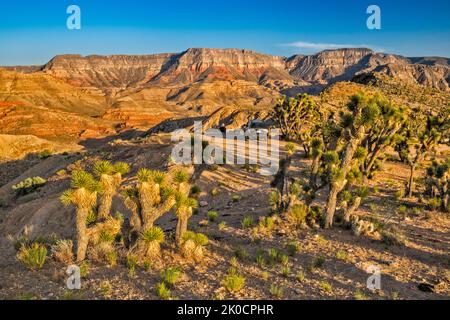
top-left (93, 161), bottom-right (130, 220)
top-left (426, 159), bottom-right (450, 212)
top-left (60, 170), bottom-right (102, 261)
top-left (173, 170), bottom-right (198, 244)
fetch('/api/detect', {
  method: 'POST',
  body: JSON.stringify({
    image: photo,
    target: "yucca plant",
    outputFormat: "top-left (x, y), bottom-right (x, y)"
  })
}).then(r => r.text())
top-left (93, 160), bottom-right (129, 220)
top-left (60, 170), bottom-right (102, 261)
top-left (180, 231), bottom-right (208, 261)
top-left (137, 226), bottom-right (165, 259)
top-left (174, 192), bottom-right (198, 244)
top-left (17, 243), bottom-right (47, 270)
top-left (160, 266), bottom-right (182, 287)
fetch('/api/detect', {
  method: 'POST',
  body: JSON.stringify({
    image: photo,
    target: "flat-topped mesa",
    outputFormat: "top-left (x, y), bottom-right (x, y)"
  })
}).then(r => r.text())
top-left (150, 48), bottom-right (289, 85)
top-left (42, 53), bottom-right (177, 94)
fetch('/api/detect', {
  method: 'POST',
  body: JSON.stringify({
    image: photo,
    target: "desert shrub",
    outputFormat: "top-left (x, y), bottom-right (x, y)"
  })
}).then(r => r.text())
top-left (234, 246), bottom-right (249, 261)
top-left (127, 254), bottom-right (138, 277)
top-left (180, 231), bottom-right (208, 261)
top-left (320, 281), bottom-right (333, 293)
top-left (281, 266), bottom-right (291, 277)
top-left (160, 266), bottom-right (182, 287)
top-left (106, 250), bottom-right (117, 267)
top-left (336, 250), bottom-right (350, 262)
top-left (100, 280), bottom-right (112, 298)
top-left (51, 240), bottom-right (74, 265)
top-left (241, 216), bottom-right (254, 229)
top-left (268, 248), bottom-right (278, 264)
top-left (232, 195), bottom-right (241, 202)
top-left (190, 185), bottom-right (201, 196)
top-left (17, 243), bottom-right (47, 270)
top-left (397, 205), bottom-right (408, 218)
top-left (258, 216), bottom-right (275, 230)
top-left (156, 282), bottom-right (171, 300)
top-left (394, 189), bottom-right (404, 200)
top-left (312, 255), bottom-right (325, 269)
top-left (427, 197), bottom-right (441, 211)
top-left (255, 251), bottom-right (266, 268)
top-left (38, 149), bottom-right (52, 160)
top-left (286, 204), bottom-right (308, 227)
top-left (218, 221), bottom-right (227, 231)
top-left (285, 142), bottom-right (296, 155)
top-left (207, 211), bottom-right (218, 222)
top-left (230, 256), bottom-right (238, 267)
top-left (381, 226), bottom-right (405, 246)
top-left (270, 284), bottom-right (284, 298)
top-left (222, 269), bottom-right (245, 293)
top-left (12, 177), bottom-right (47, 195)
top-left (59, 290), bottom-right (84, 300)
top-left (296, 270), bottom-right (305, 282)
top-left (277, 253), bottom-right (289, 266)
top-left (286, 241), bottom-right (300, 256)
top-left (354, 290), bottom-right (368, 300)
top-left (211, 188), bottom-right (219, 197)
top-left (80, 261), bottom-right (89, 277)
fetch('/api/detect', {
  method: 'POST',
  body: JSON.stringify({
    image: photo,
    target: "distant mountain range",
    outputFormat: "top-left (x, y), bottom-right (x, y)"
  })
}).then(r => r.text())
top-left (0, 48), bottom-right (448, 154)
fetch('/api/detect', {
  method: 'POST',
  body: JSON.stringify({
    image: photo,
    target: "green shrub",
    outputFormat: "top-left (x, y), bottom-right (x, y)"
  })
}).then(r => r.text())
top-left (156, 282), bottom-right (171, 300)
top-left (12, 177), bottom-right (47, 195)
top-left (256, 252), bottom-right (266, 268)
top-left (320, 281), bottom-right (333, 293)
top-left (241, 216), bottom-right (254, 229)
top-left (218, 221), bottom-right (227, 230)
top-left (127, 254), bottom-right (138, 277)
top-left (287, 204), bottom-right (308, 227)
top-left (232, 195), bottom-right (241, 202)
top-left (190, 185), bottom-right (201, 196)
top-left (313, 255), bottom-right (325, 269)
top-left (427, 197), bottom-right (441, 211)
top-left (234, 246), bottom-right (249, 261)
top-left (222, 269), bottom-right (245, 293)
top-left (160, 266), bottom-right (182, 287)
top-left (270, 284), bottom-right (284, 298)
top-left (207, 211), bottom-right (218, 222)
top-left (296, 270), bottom-right (305, 282)
top-left (211, 188), bottom-right (219, 197)
top-left (38, 150), bottom-right (52, 160)
top-left (394, 189), bottom-right (404, 200)
top-left (268, 248), bottom-right (278, 264)
top-left (17, 243), bottom-right (47, 270)
top-left (281, 266), bottom-right (291, 277)
top-left (286, 241), bottom-right (300, 256)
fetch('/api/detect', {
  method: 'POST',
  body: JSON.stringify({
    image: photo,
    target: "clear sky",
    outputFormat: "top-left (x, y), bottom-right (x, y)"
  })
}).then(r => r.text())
top-left (0, 0), bottom-right (449, 65)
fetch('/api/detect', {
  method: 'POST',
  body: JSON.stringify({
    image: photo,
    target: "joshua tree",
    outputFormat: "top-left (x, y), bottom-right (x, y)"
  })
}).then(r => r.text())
top-left (93, 160), bottom-right (130, 220)
top-left (124, 169), bottom-right (176, 231)
top-left (270, 94), bottom-right (321, 144)
top-left (173, 170), bottom-right (198, 244)
top-left (396, 110), bottom-right (449, 197)
top-left (425, 159), bottom-right (450, 212)
top-left (60, 170), bottom-right (102, 261)
top-left (322, 94), bottom-right (373, 228)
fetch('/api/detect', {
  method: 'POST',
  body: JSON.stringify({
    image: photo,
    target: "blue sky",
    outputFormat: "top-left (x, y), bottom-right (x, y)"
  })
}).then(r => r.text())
top-left (0, 0), bottom-right (449, 65)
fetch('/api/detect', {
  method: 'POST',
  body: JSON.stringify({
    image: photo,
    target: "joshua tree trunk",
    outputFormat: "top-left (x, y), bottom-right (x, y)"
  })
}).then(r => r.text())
top-left (98, 194), bottom-right (113, 220)
top-left (407, 164), bottom-right (415, 198)
top-left (142, 197), bottom-right (176, 230)
top-left (309, 154), bottom-right (320, 188)
top-left (324, 127), bottom-right (365, 228)
top-left (176, 210), bottom-right (191, 244)
top-left (343, 196), bottom-right (361, 223)
top-left (75, 208), bottom-right (89, 262)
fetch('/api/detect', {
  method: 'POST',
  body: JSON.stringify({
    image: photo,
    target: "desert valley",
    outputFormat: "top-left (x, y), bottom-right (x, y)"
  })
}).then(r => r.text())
top-left (0, 47), bottom-right (449, 300)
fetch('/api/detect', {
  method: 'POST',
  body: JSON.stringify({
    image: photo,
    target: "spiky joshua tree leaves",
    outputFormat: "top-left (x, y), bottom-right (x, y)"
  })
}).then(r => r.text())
top-left (60, 170), bottom-right (102, 261)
